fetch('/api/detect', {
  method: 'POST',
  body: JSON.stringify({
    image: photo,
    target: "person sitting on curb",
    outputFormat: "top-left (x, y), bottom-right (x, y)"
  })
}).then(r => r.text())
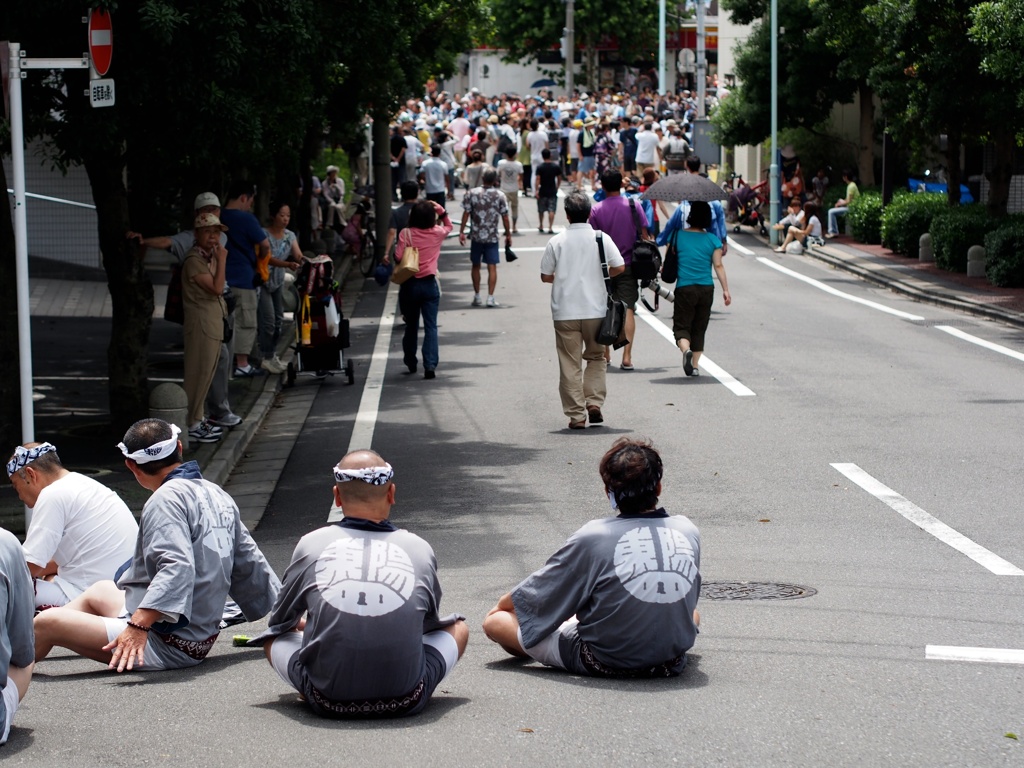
top-left (260, 450), bottom-right (468, 718)
top-left (0, 527), bottom-right (35, 745)
top-left (6, 442), bottom-right (138, 610)
top-left (482, 437), bottom-right (701, 678)
top-left (774, 202), bottom-right (823, 253)
top-left (33, 419), bottom-right (281, 672)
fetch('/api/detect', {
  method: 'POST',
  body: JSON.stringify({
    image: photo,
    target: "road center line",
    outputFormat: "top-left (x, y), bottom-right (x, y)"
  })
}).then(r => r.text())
top-left (831, 462), bottom-right (1024, 576)
top-left (757, 256), bottom-right (925, 321)
top-left (935, 325), bottom-right (1024, 363)
top-left (635, 305), bottom-right (755, 397)
top-left (329, 282), bottom-right (400, 522)
top-left (926, 645), bottom-right (1024, 665)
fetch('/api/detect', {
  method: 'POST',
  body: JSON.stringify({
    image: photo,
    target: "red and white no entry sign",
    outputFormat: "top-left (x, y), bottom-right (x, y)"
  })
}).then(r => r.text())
top-left (88, 9), bottom-right (113, 77)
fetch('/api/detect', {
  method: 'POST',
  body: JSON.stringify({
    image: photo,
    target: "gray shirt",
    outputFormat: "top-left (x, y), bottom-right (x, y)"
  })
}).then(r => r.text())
top-left (117, 462), bottom-right (281, 668)
top-left (267, 521), bottom-right (459, 701)
top-left (512, 512), bottom-right (701, 669)
top-left (0, 528), bottom-right (34, 726)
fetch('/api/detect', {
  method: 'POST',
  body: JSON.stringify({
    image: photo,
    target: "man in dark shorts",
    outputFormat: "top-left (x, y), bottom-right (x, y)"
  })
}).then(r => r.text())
top-left (262, 450), bottom-right (468, 718)
top-left (534, 148), bottom-right (562, 234)
top-left (483, 438), bottom-right (701, 678)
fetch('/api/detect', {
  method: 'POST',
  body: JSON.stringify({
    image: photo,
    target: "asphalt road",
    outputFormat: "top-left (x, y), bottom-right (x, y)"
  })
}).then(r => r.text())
top-left (9, 218), bottom-right (1024, 767)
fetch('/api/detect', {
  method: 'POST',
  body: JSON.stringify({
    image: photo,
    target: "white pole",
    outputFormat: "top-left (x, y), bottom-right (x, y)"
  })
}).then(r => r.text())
top-left (769, 0), bottom-right (779, 245)
top-left (658, 0), bottom-right (666, 96)
top-left (565, 0), bottom-right (575, 99)
top-left (9, 43), bottom-right (34, 446)
top-left (696, 0), bottom-right (706, 118)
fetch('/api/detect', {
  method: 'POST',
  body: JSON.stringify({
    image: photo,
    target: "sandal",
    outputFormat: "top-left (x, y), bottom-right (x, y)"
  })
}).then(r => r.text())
top-left (620, 362), bottom-right (635, 371)
top-left (568, 419), bottom-right (587, 430)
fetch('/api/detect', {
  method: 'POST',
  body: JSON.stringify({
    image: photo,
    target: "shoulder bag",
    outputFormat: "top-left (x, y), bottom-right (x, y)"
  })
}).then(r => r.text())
top-left (391, 228), bottom-right (420, 284)
top-left (627, 199), bottom-right (661, 286)
top-left (661, 232), bottom-right (679, 284)
top-left (595, 233), bottom-right (629, 349)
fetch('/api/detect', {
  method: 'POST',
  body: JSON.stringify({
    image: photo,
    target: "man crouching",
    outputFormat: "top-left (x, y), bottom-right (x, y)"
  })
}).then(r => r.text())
top-left (262, 450), bottom-right (468, 718)
top-left (34, 419), bottom-right (281, 672)
top-left (483, 437), bottom-right (701, 677)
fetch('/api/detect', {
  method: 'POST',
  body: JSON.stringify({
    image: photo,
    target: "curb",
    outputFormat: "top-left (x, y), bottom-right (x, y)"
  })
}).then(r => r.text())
top-left (805, 244), bottom-right (1024, 330)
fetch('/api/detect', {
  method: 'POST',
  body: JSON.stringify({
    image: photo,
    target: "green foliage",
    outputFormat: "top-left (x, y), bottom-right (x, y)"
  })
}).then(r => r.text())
top-left (970, 2), bottom-right (1024, 108)
top-left (847, 191), bottom-right (884, 245)
top-left (880, 192), bottom-right (947, 258)
top-left (929, 204), bottom-right (995, 273)
top-left (984, 216), bottom-right (1024, 287)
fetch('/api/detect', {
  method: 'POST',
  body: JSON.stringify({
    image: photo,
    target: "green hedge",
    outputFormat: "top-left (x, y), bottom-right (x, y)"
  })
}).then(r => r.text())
top-left (880, 192), bottom-right (947, 258)
top-left (847, 191), bottom-right (883, 244)
top-left (985, 217), bottom-right (1024, 287)
top-left (928, 205), bottom-right (995, 273)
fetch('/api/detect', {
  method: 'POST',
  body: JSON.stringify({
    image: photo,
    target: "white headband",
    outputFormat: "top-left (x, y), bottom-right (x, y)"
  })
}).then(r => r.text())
top-left (333, 463), bottom-right (394, 486)
top-left (117, 425), bottom-right (181, 464)
top-left (6, 443), bottom-right (57, 477)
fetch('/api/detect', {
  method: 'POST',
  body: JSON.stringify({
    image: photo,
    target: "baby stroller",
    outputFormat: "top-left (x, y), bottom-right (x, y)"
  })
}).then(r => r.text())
top-left (731, 178), bottom-right (769, 237)
top-left (287, 254), bottom-right (355, 386)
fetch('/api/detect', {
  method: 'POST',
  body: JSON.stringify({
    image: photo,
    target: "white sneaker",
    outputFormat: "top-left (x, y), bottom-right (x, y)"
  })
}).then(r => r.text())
top-left (188, 421), bottom-right (222, 443)
top-left (207, 412), bottom-right (242, 428)
top-left (486, 295), bottom-right (499, 307)
top-left (261, 358), bottom-right (285, 374)
top-left (271, 355), bottom-right (287, 370)
top-left (472, 294), bottom-right (483, 307)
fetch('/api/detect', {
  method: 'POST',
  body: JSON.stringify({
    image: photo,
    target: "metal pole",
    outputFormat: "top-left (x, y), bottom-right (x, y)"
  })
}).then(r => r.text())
top-left (658, 0), bottom-right (666, 96)
top-left (565, 0), bottom-right (575, 99)
top-left (9, 43), bottom-right (34, 446)
top-left (769, 0), bottom-right (780, 245)
top-left (696, 0), bottom-right (706, 118)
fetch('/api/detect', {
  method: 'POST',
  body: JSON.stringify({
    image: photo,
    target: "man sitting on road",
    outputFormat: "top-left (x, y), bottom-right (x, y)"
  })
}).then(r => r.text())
top-left (33, 419), bottom-right (281, 672)
top-left (261, 450), bottom-right (468, 718)
top-left (483, 437), bottom-right (701, 677)
top-left (0, 527), bottom-right (34, 745)
top-left (6, 442), bottom-right (138, 610)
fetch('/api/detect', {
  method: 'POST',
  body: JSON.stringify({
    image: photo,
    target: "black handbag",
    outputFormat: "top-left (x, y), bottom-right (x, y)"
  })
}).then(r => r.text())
top-left (661, 235), bottom-right (679, 284)
top-left (595, 234), bottom-right (629, 349)
top-left (627, 199), bottom-right (661, 285)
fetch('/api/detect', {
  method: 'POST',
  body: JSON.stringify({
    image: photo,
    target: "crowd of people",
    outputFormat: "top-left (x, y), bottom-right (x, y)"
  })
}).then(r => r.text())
top-left (2, 427), bottom-right (701, 733)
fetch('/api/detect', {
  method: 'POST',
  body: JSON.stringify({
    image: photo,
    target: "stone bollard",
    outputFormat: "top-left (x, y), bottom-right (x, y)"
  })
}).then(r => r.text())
top-left (919, 233), bottom-right (934, 263)
top-left (149, 382), bottom-right (190, 451)
top-left (967, 245), bottom-right (986, 278)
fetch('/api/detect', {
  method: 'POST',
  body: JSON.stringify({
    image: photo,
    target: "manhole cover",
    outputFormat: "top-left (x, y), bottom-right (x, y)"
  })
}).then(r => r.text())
top-left (700, 581), bottom-right (817, 601)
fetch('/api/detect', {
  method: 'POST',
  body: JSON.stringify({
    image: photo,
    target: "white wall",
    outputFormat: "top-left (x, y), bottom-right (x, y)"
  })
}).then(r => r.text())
top-left (464, 50), bottom-right (579, 98)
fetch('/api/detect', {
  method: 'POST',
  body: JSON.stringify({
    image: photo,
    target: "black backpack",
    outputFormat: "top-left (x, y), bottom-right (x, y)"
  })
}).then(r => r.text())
top-left (496, 127), bottom-right (516, 156)
top-left (627, 199), bottom-right (661, 285)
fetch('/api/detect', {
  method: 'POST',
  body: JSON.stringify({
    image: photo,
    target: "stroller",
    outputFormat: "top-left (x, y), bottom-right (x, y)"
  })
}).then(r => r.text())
top-left (728, 176), bottom-right (769, 237)
top-left (287, 254), bottom-right (354, 386)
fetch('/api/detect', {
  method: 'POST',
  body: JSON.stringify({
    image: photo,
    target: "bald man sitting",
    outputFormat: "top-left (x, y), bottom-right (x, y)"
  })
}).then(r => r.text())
top-left (262, 450), bottom-right (468, 718)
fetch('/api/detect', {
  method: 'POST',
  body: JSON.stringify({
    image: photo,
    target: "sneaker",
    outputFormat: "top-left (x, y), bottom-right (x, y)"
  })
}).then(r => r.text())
top-left (424, 370), bottom-right (436, 380)
top-left (472, 294), bottom-right (483, 307)
top-left (233, 365), bottom-right (265, 378)
top-left (486, 296), bottom-right (499, 307)
top-left (188, 421), bottom-right (222, 443)
top-left (202, 420), bottom-right (224, 435)
top-left (683, 349), bottom-right (694, 376)
top-left (261, 358), bottom-right (285, 374)
top-left (207, 412), bottom-right (242, 428)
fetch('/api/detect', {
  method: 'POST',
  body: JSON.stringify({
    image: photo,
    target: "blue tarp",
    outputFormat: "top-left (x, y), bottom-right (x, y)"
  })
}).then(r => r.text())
top-left (907, 178), bottom-right (974, 203)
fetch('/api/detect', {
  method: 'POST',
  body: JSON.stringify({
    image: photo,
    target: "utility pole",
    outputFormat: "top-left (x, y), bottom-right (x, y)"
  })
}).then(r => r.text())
top-left (658, 0), bottom-right (666, 96)
top-left (564, 0), bottom-right (575, 98)
top-left (770, 0), bottom-right (780, 245)
top-left (696, 0), bottom-right (706, 117)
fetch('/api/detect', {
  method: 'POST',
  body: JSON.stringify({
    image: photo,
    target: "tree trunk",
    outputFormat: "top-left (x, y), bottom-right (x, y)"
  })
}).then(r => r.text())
top-left (0, 158), bottom-right (21, 448)
top-left (986, 129), bottom-right (1014, 218)
top-left (83, 147), bottom-right (154, 437)
top-left (296, 123), bottom-right (320, 249)
top-left (372, 110), bottom-right (392, 263)
top-left (945, 129), bottom-right (963, 206)
top-left (857, 83), bottom-right (875, 186)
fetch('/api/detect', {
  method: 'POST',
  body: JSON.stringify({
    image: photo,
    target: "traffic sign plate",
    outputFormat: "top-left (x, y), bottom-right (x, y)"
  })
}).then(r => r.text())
top-left (89, 78), bottom-right (115, 108)
top-left (88, 10), bottom-right (113, 77)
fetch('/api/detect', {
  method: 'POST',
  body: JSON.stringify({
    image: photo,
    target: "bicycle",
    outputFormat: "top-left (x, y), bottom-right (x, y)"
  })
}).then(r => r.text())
top-left (341, 185), bottom-right (378, 277)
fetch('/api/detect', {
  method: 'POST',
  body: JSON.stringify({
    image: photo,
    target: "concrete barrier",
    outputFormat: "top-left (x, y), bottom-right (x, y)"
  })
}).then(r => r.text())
top-left (149, 382), bottom-right (189, 451)
top-left (967, 245), bottom-right (986, 278)
top-left (919, 233), bottom-right (934, 263)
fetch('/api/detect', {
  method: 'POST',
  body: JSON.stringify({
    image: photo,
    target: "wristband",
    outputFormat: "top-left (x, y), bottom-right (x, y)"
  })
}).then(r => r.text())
top-left (127, 620), bottom-right (151, 633)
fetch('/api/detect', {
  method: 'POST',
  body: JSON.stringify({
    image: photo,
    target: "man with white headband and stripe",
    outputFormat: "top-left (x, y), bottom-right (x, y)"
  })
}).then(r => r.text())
top-left (6, 442), bottom-right (138, 610)
top-left (260, 449), bottom-right (468, 718)
top-left (33, 419), bottom-right (281, 673)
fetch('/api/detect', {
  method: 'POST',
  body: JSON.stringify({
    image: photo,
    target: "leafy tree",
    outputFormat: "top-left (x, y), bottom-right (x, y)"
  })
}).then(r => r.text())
top-left (487, 0), bottom-right (661, 91)
top-left (713, 0), bottom-right (873, 182)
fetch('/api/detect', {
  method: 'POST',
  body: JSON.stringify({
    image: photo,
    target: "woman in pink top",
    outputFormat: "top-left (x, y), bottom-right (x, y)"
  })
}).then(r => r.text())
top-left (391, 200), bottom-right (451, 379)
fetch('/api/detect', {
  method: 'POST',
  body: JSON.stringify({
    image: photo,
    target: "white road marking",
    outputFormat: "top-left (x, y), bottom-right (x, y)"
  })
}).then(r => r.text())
top-left (935, 325), bottom-right (1024, 364)
top-left (444, 246), bottom-right (548, 255)
top-left (726, 238), bottom-right (754, 256)
top-left (831, 463), bottom-right (1024, 576)
top-left (926, 645), bottom-right (1024, 665)
top-left (757, 256), bottom-right (925, 321)
top-left (635, 305), bottom-right (756, 397)
top-left (328, 282), bottom-right (400, 522)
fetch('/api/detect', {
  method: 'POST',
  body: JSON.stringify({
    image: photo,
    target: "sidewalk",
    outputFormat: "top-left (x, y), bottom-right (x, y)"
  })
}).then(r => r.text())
top-left (804, 235), bottom-right (1024, 328)
top-left (0, 253), bottom-right (357, 535)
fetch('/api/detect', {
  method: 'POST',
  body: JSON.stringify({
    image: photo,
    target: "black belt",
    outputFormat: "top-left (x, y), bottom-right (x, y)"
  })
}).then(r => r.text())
top-left (578, 640), bottom-right (683, 679)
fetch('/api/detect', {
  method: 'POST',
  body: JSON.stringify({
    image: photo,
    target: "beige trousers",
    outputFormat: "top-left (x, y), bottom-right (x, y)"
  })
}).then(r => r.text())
top-left (184, 328), bottom-right (222, 426)
top-left (554, 318), bottom-right (607, 421)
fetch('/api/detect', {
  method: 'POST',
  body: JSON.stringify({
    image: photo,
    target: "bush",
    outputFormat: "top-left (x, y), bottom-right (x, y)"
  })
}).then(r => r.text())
top-left (880, 192), bottom-right (947, 258)
top-left (985, 216), bottom-right (1024, 287)
top-left (929, 205), bottom-right (995, 273)
top-left (847, 191), bottom-right (883, 244)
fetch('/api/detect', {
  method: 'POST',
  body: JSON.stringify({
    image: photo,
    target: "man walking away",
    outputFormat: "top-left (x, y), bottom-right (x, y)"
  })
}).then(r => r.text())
top-left (534, 149), bottom-right (563, 234)
top-left (497, 146), bottom-right (524, 234)
top-left (460, 168), bottom-right (512, 308)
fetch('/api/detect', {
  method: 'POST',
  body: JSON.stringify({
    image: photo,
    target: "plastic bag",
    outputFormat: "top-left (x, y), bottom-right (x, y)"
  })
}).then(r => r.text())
top-left (325, 296), bottom-right (341, 338)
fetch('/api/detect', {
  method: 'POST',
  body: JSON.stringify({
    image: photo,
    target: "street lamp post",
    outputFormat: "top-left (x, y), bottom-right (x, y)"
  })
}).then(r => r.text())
top-left (769, 0), bottom-right (780, 245)
top-left (565, 0), bottom-right (575, 98)
top-left (658, 0), bottom-right (666, 96)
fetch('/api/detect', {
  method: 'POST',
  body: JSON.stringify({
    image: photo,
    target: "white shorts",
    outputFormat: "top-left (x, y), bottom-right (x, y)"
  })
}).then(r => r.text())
top-left (269, 630), bottom-right (460, 690)
top-left (33, 577), bottom-right (74, 609)
top-left (1, 679), bottom-right (19, 745)
top-left (101, 617), bottom-right (168, 672)
top-left (518, 618), bottom-right (579, 670)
